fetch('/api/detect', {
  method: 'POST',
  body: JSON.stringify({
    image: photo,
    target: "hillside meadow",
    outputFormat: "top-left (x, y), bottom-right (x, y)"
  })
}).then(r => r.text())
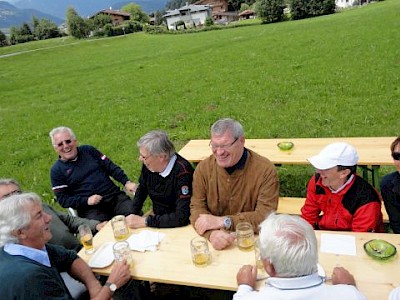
top-left (0, 0), bottom-right (399, 210)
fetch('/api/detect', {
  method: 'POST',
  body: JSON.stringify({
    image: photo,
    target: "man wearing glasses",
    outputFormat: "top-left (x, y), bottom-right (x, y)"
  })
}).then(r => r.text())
top-left (190, 118), bottom-right (279, 250)
top-left (380, 136), bottom-right (400, 233)
top-left (49, 126), bottom-right (137, 222)
top-left (0, 178), bottom-right (104, 252)
top-left (126, 130), bottom-right (194, 229)
top-left (0, 178), bottom-right (102, 298)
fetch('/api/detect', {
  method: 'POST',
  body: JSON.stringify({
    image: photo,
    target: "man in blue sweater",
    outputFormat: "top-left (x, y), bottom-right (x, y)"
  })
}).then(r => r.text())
top-left (49, 126), bottom-right (137, 222)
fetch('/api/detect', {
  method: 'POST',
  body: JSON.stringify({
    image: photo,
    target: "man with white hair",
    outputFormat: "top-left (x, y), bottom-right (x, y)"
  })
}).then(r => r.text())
top-left (49, 126), bottom-right (137, 222)
top-left (234, 213), bottom-right (366, 300)
top-left (0, 192), bottom-right (132, 299)
top-left (301, 142), bottom-right (384, 232)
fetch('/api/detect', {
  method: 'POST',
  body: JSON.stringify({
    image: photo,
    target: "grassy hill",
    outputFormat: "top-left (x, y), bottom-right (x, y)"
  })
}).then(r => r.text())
top-left (0, 0), bottom-right (399, 206)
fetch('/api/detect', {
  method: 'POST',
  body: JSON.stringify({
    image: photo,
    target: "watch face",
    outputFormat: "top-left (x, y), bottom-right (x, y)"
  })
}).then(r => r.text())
top-left (106, 282), bottom-right (117, 292)
top-left (224, 217), bottom-right (232, 229)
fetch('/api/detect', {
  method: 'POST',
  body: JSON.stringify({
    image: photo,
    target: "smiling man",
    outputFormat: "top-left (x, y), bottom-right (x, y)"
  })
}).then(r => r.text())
top-left (126, 129), bottom-right (194, 229)
top-left (301, 142), bottom-right (384, 232)
top-left (0, 192), bottom-right (132, 299)
top-left (49, 126), bottom-right (137, 222)
top-left (190, 118), bottom-right (279, 250)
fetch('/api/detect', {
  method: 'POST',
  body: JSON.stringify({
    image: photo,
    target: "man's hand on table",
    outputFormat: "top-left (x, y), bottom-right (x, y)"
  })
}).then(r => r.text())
top-left (236, 264), bottom-right (257, 289)
top-left (209, 230), bottom-right (236, 250)
top-left (95, 221), bottom-right (108, 232)
top-left (331, 266), bottom-right (357, 286)
top-left (126, 214), bottom-right (146, 229)
top-left (195, 214), bottom-right (224, 235)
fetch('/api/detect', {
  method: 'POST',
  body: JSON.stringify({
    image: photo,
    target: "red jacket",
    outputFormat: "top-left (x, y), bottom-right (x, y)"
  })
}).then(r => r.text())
top-left (301, 173), bottom-right (384, 232)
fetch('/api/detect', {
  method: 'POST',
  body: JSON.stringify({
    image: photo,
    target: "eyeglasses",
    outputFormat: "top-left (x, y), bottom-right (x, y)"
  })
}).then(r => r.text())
top-left (55, 139), bottom-right (72, 148)
top-left (1, 189), bottom-right (21, 199)
top-left (209, 137), bottom-right (238, 151)
top-left (392, 152), bottom-right (400, 161)
top-left (139, 153), bottom-right (152, 161)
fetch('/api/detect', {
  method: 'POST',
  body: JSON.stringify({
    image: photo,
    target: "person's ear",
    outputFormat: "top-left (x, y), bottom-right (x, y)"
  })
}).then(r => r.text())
top-left (263, 258), bottom-right (276, 277)
top-left (12, 228), bottom-right (26, 240)
top-left (339, 168), bottom-right (351, 179)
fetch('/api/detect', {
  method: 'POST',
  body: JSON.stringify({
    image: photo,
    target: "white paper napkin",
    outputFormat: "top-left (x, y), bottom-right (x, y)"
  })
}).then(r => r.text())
top-left (320, 233), bottom-right (356, 256)
top-left (127, 230), bottom-right (165, 252)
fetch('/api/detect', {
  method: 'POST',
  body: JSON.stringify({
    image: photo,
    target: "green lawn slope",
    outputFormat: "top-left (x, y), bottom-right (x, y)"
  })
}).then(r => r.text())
top-left (0, 0), bottom-right (399, 207)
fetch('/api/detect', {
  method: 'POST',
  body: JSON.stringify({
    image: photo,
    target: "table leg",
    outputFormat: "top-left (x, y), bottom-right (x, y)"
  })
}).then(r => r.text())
top-left (371, 165), bottom-right (380, 190)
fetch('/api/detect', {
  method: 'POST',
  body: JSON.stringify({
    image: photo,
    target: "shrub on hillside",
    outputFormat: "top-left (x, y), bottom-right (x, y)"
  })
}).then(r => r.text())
top-left (144, 25), bottom-right (169, 34)
top-left (0, 30), bottom-right (8, 46)
top-left (289, 0), bottom-right (335, 20)
top-left (205, 17), bottom-right (214, 26)
top-left (255, 0), bottom-right (285, 24)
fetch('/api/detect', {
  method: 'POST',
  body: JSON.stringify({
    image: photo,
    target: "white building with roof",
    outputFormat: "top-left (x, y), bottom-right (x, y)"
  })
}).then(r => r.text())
top-left (163, 3), bottom-right (212, 30)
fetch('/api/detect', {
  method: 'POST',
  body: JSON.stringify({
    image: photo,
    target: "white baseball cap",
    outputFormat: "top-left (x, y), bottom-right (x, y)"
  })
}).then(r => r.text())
top-left (307, 142), bottom-right (359, 170)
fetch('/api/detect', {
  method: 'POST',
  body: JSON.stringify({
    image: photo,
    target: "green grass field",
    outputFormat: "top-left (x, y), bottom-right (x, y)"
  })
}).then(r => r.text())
top-left (1, 0), bottom-right (399, 209)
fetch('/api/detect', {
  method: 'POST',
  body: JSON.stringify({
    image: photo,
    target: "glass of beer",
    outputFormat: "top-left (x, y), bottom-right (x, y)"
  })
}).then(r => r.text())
top-left (78, 224), bottom-right (94, 254)
top-left (236, 222), bottom-right (254, 251)
top-left (111, 215), bottom-right (130, 241)
top-left (190, 236), bottom-right (211, 267)
top-left (113, 241), bottom-right (133, 266)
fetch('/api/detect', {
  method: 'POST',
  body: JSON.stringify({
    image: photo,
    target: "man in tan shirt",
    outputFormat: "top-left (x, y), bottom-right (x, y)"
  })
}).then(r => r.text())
top-left (190, 118), bottom-right (279, 250)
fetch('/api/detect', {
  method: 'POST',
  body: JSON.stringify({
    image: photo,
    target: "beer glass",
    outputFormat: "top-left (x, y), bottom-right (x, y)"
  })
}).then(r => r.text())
top-left (236, 222), bottom-right (254, 251)
top-left (111, 215), bottom-right (130, 241)
top-left (78, 224), bottom-right (94, 254)
top-left (190, 236), bottom-right (211, 267)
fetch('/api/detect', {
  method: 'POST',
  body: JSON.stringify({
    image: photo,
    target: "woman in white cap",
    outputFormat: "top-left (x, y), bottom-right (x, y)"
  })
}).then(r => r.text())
top-left (301, 142), bottom-right (384, 232)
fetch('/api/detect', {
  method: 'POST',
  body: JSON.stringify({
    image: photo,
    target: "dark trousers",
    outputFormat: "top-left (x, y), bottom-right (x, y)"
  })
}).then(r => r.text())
top-left (78, 191), bottom-right (134, 222)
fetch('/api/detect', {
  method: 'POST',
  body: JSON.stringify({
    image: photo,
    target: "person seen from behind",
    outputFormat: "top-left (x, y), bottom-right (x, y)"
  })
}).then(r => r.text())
top-left (234, 212), bottom-right (366, 300)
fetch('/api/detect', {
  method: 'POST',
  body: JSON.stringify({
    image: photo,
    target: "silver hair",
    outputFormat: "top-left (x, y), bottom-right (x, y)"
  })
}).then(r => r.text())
top-left (49, 126), bottom-right (76, 147)
top-left (137, 130), bottom-right (176, 159)
top-left (210, 118), bottom-right (244, 139)
top-left (0, 178), bottom-right (21, 189)
top-left (258, 212), bottom-right (318, 277)
top-left (0, 192), bottom-right (42, 247)
top-left (0, 178), bottom-right (21, 200)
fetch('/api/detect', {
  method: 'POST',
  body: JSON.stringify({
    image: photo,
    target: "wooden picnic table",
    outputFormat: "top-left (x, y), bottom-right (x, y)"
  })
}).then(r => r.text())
top-left (79, 223), bottom-right (400, 300)
top-left (178, 137), bottom-right (396, 188)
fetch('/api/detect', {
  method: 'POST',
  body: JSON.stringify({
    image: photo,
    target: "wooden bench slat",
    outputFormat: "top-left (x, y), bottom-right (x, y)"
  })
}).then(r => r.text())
top-left (277, 197), bottom-right (389, 224)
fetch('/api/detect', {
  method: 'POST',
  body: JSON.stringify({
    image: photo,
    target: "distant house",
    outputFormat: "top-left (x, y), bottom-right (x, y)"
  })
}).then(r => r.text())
top-left (163, 4), bottom-right (212, 30)
top-left (195, 0), bottom-right (228, 16)
top-left (195, 0), bottom-right (238, 23)
top-left (335, 0), bottom-right (371, 8)
top-left (90, 9), bottom-right (131, 26)
top-left (238, 9), bottom-right (256, 20)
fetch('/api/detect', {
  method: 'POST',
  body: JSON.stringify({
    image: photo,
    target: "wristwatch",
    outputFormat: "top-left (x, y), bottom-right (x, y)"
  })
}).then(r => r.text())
top-left (105, 281), bottom-right (117, 293)
top-left (223, 217), bottom-right (232, 230)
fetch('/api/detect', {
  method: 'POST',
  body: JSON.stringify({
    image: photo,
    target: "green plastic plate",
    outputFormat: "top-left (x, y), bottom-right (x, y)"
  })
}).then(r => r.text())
top-left (363, 239), bottom-right (397, 260)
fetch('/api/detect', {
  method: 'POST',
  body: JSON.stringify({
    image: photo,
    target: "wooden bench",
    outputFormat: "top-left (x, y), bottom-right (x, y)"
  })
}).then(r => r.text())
top-left (277, 197), bottom-right (389, 224)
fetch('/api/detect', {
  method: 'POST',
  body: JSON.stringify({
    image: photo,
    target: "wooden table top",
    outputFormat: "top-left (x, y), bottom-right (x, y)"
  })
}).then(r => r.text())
top-left (79, 223), bottom-right (400, 300)
top-left (178, 137), bottom-right (396, 166)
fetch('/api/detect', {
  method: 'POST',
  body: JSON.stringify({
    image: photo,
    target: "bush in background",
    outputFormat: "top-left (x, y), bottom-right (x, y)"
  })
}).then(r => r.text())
top-left (255, 0), bottom-right (285, 23)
